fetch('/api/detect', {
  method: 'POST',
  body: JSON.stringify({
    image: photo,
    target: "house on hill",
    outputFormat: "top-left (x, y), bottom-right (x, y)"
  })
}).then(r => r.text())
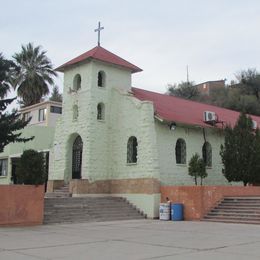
top-left (45, 45), bottom-right (260, 218)
top-left (195, 80), bottom-right (225, 96)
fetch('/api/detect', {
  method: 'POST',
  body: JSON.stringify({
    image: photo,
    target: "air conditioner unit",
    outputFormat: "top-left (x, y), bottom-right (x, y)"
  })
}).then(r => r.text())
top-left (203, 111), bottom-right (216, 123)
top-left (252, 120), bottom-right (257, 130)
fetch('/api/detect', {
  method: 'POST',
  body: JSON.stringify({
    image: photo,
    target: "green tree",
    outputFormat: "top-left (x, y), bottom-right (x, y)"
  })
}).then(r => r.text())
top-left (16, 149), bottom-right (46, 185)
top-left (188, 153), bottom-right (207, 185)
top-left (167, 81), bottom-right (199, 100)
top-left (198, 81), bottom-right (260, 116)
top-left (0, 54), bottom-right (32, 152)
top-left (12, 43), bottom-right (57, 107)
top-left (220, 112), bottom-right (259, 186)
top-left (49, 85), bottom-right (62, 102)
top-left (236, 68), bottom-right (260, 100)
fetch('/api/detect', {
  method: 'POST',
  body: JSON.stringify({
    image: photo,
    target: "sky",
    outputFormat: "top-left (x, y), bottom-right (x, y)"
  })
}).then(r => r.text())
top-left (1, 0), bottom-right (260, 103)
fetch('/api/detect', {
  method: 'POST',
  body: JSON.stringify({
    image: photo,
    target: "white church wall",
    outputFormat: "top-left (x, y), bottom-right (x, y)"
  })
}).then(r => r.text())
top-left (85, 62), bottom-right (133, 182)
top-left (155, 122), bottom-right (229, 186)
top-left (49, 62), bottom-right (94, 182)
top-left (49, 60), bottom-right (135, 183)
top-left (108, 88), bottom-right (160, 180)
top-left (92, 60), bottom-right (132, 91)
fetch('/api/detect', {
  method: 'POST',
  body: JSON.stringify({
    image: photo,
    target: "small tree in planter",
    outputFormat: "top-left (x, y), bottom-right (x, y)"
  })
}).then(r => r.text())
top-left (16, 149), bottom-right (46, 185)
top-left (188, 153), bottom-right (208, 185)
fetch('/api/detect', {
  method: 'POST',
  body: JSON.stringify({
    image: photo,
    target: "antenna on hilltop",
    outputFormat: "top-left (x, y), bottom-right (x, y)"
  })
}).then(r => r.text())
top-left (186, 65), bottom-right (189, 83)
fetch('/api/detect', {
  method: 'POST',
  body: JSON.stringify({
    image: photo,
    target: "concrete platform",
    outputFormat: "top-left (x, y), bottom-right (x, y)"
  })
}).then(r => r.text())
top-left (0, 220), bottom-right (260, 259)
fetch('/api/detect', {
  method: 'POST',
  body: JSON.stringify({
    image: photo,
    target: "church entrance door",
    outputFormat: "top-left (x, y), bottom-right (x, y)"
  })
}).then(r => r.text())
top-left (72, 135), bottom-right (83, 179)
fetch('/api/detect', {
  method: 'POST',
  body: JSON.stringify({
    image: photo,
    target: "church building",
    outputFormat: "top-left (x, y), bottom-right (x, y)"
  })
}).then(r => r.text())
top-left (47, 45), bottom-right (260, 218)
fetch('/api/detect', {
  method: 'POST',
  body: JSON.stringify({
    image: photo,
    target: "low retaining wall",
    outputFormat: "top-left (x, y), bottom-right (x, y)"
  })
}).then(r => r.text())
top-left (0, 185), bottom-right (45, 226)
top-left (161, 186), bottom-right (260, 220)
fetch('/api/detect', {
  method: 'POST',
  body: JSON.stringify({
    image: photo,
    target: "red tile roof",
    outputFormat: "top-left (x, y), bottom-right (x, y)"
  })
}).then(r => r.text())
top-left (56, 46), bottom-right (142, 73)
top-left (132, 87), bottom-right (260, 128)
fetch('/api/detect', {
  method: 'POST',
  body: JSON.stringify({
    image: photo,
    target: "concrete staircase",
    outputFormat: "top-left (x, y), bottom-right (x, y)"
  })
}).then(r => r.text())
top-left (203, 196), bottom-right (260, 224)
top-left (45, 185), bottom-right (71, 198)
top-left (44, 196), bottom-right (145, 224)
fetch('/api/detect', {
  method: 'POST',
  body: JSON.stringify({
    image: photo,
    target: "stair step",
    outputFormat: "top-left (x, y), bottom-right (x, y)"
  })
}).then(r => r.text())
top-left (43, 215), bottom-right (144, 224)
top-left (44, 211), bottom-right (142, 218)
top-left (203, 196), bottom-right (260, 225)
top-left (212, 208), bottom-right (260, 213)
top-left (207, 212), bottom-right (260, 218)
top-left (44, 209), bottom-right (141, 216)
top-left (224, 196), bottom-right (260, 200)
top-left (43, 196), bottom-right (144, 224)
top-left (222, 201), bottom-right (260, 207)
top-left (203, 218), bottom-right (260, 225)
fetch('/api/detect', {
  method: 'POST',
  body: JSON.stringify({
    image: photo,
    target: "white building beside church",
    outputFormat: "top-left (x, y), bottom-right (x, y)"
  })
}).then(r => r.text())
top-left (46, 45), bottom-right (260, 218)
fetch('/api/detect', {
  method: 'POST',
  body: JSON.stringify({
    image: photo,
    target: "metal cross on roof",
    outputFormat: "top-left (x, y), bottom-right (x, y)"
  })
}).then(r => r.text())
top-left (94, 22), bottom-right (104, 46)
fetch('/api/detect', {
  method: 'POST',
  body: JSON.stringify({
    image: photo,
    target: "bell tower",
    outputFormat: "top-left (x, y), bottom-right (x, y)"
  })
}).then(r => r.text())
top-left (48, 44), bottom-right (142, 189)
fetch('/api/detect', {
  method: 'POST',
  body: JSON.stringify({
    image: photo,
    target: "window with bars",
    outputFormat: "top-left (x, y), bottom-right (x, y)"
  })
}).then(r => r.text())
top-left (202, 142), bottom-right (212, 167)
top-left (0, 159), bottom-right (8, 176)
top-left (127, 136), bottom-right (138, 163)
top-left (72, 136), bottom-right (83, 179)
top-left (175, 138), bottom-right (186, 164)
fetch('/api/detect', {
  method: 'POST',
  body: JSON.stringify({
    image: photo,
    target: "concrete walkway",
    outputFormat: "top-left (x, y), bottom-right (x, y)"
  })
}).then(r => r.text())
top-left (0, 220), bottom-right (260, 259)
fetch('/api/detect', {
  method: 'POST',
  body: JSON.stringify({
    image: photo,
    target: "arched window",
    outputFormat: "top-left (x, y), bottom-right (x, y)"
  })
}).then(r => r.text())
top-left (127, 136), bottom-right (138, 163)
top-left (97, 103), bottom-right (105, 120)
top-left (202, 142), bottom-right (212, 167)
top-left (175, 139), bottom-right (186, 164)
top-left (73, 105), bottom-right (78, 120)
top-left (73, 74), bottom-right (81, 91)
top-left (98, 71), bottom-right (105, 87)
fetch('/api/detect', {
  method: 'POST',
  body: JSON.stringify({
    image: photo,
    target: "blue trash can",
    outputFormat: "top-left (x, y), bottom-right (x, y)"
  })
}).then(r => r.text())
top-left (171, 203), bottom-right (184, 221)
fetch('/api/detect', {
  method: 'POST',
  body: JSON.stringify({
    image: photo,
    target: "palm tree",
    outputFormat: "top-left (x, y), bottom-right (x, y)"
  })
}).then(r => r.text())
top-left (12, 43), bottom-right (57, 106)
top-left (0, 53), bottom-right (14, 98)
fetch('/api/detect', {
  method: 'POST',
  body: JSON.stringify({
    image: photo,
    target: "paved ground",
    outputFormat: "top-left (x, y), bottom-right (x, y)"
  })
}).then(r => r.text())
top-left (0, 220), bottom-right (260, 259)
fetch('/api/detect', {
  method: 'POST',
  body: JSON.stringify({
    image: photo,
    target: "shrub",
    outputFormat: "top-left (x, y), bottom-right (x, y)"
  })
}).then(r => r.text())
top-left (16, 149), bottom-right (46, 185)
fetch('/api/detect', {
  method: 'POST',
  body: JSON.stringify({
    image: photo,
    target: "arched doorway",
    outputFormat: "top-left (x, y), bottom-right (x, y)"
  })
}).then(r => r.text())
top-left (72, 135), bottom-right (83, 179)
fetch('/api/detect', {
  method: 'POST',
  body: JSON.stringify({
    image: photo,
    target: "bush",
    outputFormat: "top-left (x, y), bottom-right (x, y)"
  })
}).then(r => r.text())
top-left (16, 149), bottom-right (46, 185)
